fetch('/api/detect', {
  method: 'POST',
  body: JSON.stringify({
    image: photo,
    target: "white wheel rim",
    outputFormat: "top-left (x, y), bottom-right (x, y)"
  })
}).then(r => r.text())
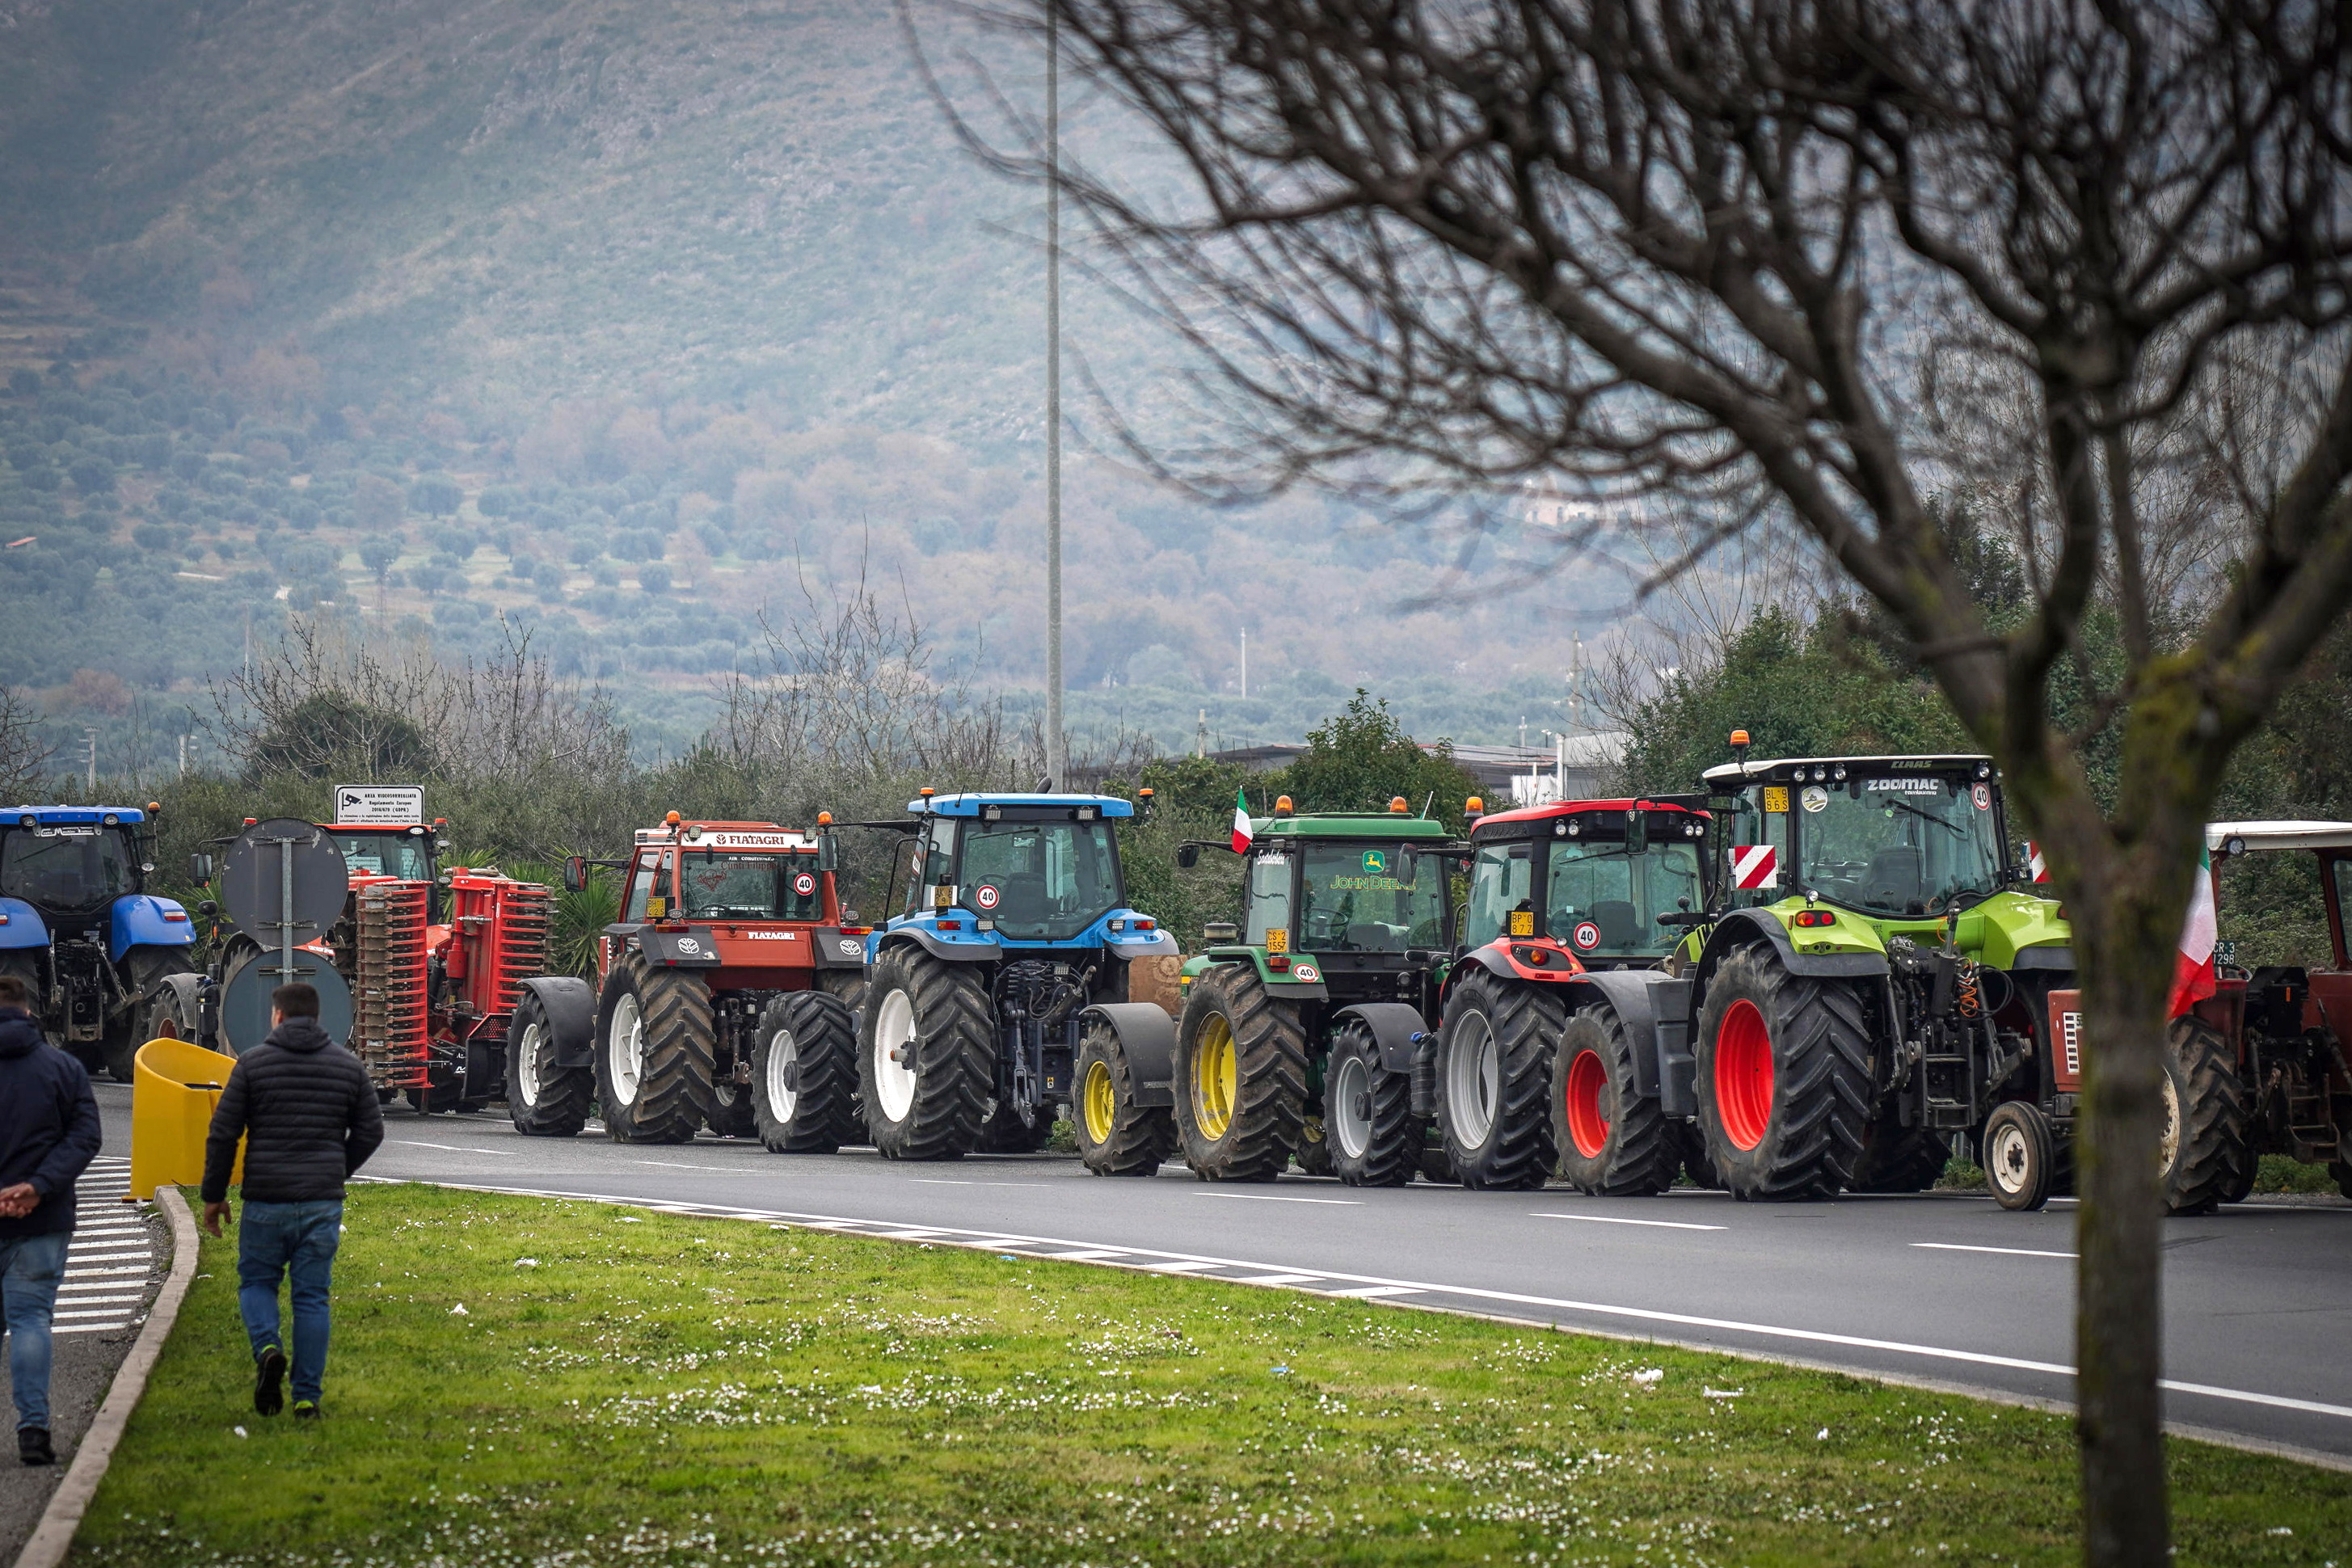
top-left (765, 1027), bottom-right (800, 1123)
top-left (2158, 1069), bottom-right (2181, 1178)
top-left (608, 993), bottom-right (645, 1105)
top-left (1449, 1013), bottom-right (1498, 1148)
top-left (873, 988), bottom-right (918, 1123)
top-left (1989, 1120), bottom-right (2030, 1195)
top-left (516, 1020), bottom-right (544, 1106)
top-left (1330, 1051), bottom-right (1372, 1160)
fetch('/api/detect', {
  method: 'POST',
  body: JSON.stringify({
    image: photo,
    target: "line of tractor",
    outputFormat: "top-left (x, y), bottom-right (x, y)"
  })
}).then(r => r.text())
top-left (17, 731), bottom-right (2350, 1211)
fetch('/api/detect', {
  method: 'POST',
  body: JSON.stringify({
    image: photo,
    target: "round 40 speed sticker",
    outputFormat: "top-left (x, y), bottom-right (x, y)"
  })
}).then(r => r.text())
top-left (794, 870), bottom-right (816, 897)
top-left (1971, 782), bottom-right (1992, 811)
top-left (1571, 921), bottom-right (1601, 950)
top-left (975, 883), bottom-right (1001, 910)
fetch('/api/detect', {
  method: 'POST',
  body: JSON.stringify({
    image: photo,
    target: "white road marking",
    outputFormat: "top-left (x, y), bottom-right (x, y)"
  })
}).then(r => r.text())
top-left (1532, 1212), bottom-right (1728, 1232)
top-left (1325, 1286), bottom-right (1423, 1299)
top-left (912, 1179), bottom-right (1048, 1188)
top-left (65, 1267), bottom-right (151, 1279)
top-left (1232, 1273), bottom-right (1321, 1286)
top-left (361, 1173), bottom-right (2352, 1428)
top-left (1195, 1192), bottom-right (1363, 1206)
top-left (54, 1323), bottom-right (133, 1336)
top-left (630, 1161), bottom-right (747, 1174)
top-left (1037, 1250), bottom-right (1130, 1262)
top-left (1914, 1241), bottom-right (2076, 1260)
top-left (397, 1140), bottom-right (520, 1154)
top-left (54, 1308), bottom-right (139, 1321)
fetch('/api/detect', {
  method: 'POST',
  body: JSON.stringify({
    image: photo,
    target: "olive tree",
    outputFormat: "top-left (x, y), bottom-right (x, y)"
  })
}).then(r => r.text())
top-left (945, 2), bottom-right (2352, 1560)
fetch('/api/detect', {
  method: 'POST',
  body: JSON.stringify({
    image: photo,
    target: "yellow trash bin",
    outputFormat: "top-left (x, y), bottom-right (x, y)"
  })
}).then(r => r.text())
top-left (129, 1037), bottom-right (244, 1202)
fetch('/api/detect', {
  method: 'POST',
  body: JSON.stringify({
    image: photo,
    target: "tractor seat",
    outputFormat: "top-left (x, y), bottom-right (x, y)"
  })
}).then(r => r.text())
top-left (1591, 900), bottom-right (1641, 948)
top-left (1861, 847), bottom-right (1922, 908)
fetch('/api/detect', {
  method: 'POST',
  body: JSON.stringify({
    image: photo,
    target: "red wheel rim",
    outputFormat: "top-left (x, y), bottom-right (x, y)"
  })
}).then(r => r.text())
top-left (1563, 1048), bottom-right (1610, 1159)
top-left (1715, 999), bottom-right (1774, 1152)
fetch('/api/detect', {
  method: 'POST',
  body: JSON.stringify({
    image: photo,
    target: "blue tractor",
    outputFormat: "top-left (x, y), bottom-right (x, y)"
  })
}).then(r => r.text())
top-left (0, 805), bottom-right (198, 1081)
top-left (858, 790), bottom-right (1182, 1164)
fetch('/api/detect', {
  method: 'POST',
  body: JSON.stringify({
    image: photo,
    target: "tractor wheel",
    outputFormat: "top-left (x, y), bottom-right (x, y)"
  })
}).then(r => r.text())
top-left (751, 990), bottom-right (861, 1153)
top-left (1325, 1019), bottom-right (1417, 1187)
top-left (1073, 1019), bottom-right (1176, 1177)
top-left (858, 945), bottom-right (995, 1160)
top-left (1983, 1101), bottom-right (2055, 1211)
top-left (507, 987), bottom-right (592, 1138)
top-left (595, 955), bottom-right (715, 1144)
top-left (1173, 963), bottom-right (1307, 1181)
top-left (1551, 1004), bottom-right (1676, 1196)
top-left (1435, 970), bottom-right (1559, 1191)
top-left (1691, 947), bottom-right (1873, 1201)
top-left (816, 968), bottom-right (869, 1018)
top-left (1848, 1112), bottom-right (1953, 1195)
top-left (2161, 1015), bottom-right (2248, 1216)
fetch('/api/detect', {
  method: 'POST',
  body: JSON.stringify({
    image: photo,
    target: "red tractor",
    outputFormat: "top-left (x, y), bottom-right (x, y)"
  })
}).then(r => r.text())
top-left (508, 812), bottom-right (868, 1146)
top-left (2163, 820), bottom-right (2352, 1203)
top-left (162, 804), bottom-right (551, 1115)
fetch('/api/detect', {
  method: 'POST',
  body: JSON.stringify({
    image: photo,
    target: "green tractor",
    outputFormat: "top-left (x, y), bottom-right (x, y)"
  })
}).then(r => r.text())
top-left (1169, 797), bottom-right (1456, 1184)
top-left (1680, 739), bottom-right (2074, 1199)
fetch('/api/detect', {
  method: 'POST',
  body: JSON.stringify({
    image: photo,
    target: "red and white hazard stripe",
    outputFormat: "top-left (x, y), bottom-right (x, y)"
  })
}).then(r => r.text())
top-left (2025, 841), bottom-right (2050, 883)
top-left (1730, 844), bottom-right (1778, 891)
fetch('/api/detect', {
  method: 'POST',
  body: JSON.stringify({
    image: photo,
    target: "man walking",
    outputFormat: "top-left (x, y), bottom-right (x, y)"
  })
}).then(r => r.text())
top-left (0, 973), bottom-right (102, 1467)
top-left (200, 984), bottom-right (382, 1419)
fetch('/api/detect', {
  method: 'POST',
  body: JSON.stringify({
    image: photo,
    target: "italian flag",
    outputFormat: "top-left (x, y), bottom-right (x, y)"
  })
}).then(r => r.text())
top-left (2169, 841), bottom-right (2219, 1018)
top-left (1231, 786), bottom-right (1254, 855)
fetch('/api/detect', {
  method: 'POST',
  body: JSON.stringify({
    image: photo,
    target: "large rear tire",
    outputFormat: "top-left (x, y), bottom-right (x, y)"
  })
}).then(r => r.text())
top-left (1325, 1019), bottom-right (1418, 1187)
top-left (1551, 1004), bottom-right (1676, 1196)
top-left (1073, 1020), bottom-right (1177, 1176)
top-left (1173, 963), bottom-right (1306, 1181)
top-left (595, 955), bottom-right (714, 1144)
top-left (858, 945), bottom-right (995, 1161)
top-left (1435, 971), bottom-right (1559, 1191)
top-left (2161, 1015), bottom-right (2248, 1216)
top-left (1691, 947), bottom-right (1873, 1201)
top-left (1848, 1113), bottom-right (1952, 1194)
top-left (507, 987), bottom-right (592, 1137)
top-left (751, 990), bottom-right (861, 1153)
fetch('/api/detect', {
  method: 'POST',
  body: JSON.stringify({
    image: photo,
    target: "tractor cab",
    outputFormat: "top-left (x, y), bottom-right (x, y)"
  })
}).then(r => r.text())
top-left (1460, 795), bottom-right (1710, 975)
top-left (1700, 752), bottom-right (2020, 924)
top-left (594, 815), bottom-right (855, 986)
top-left (0, 804), bottom-right (195, 1077)
top-left (880, 791), bottom-right (1162, 951)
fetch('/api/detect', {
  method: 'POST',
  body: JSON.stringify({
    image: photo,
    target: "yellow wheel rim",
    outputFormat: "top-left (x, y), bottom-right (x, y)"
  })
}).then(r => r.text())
top-left (1082, 1057), bottom-right (1117, 1145)
top-left (1194, 1013), bottom-right (1237, 1141)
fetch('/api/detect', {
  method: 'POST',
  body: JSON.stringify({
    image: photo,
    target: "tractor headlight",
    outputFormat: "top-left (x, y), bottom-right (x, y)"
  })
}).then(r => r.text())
top-left (1832, 765), bottom-right (1847, 781)
top-left (16, 816), bottom-right (32, 828)
top-left (1565, 820), bottom-right (1580, 837)
top-left (1977, 762), bottom-right (1992, 778)
top-left (102, 813), bottom-right (118, 826)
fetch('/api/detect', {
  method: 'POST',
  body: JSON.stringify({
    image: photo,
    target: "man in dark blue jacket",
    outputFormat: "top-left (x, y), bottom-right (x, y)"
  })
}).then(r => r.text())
top-left (0, 972), bottom-right (103, 1467)
top-left (200, 983), bottom-right (382, 1420)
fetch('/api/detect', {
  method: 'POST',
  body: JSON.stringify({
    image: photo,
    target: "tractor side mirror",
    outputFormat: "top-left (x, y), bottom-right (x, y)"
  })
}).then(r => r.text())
top-left (188, 852), bottom-right (214, 883)
top-left (1176, 844), bottom-right (1201, 870)
top-left (562, 855), bottom-right (587, 894)
top-left (1203, 921), bottom-right (1239, 943)
top-left (817, 834), bottom-right (840, 872)
top-left (197, 900), bottom-right (219, 918)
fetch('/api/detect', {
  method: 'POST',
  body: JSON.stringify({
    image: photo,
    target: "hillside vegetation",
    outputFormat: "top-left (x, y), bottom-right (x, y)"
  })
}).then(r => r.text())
top-left (0, 0), bottom-right (1610, 757)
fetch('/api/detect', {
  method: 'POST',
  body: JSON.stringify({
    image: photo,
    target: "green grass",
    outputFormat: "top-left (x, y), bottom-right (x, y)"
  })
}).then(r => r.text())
top-left (78, 1184), bottom-right (2350, 1567)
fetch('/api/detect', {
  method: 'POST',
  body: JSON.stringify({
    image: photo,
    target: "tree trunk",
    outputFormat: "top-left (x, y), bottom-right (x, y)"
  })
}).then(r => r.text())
top-left (2067, 863), bottom-right (2181, 1568)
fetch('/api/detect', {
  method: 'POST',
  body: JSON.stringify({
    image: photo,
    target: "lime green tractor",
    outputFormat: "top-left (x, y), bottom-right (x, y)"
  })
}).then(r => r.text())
top-left (1165, 798), bottom-right (1456, 1184)
top-left (1679, 740), bottom-right (2074, 1199)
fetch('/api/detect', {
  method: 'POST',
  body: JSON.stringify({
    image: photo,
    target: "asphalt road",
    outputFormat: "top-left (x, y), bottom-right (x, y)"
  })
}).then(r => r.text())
top-left (94, 1083), bottom-right (2352, 1467)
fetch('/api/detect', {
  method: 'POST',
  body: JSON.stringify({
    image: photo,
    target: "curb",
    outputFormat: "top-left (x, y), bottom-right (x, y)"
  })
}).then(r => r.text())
top-left (13, 1186), bottom-right (199, 1568)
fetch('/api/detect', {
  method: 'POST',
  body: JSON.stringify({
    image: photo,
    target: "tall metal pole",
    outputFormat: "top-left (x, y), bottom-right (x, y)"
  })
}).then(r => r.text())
top-left (1045, 5), bottom-right (1066, 790)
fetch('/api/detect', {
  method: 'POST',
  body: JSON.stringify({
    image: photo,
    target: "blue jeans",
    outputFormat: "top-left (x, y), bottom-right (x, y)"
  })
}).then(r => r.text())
top-left (2, 1231), bottom-right (69, 1431)
top-left (236, 1200), bottom-right (342, 1406)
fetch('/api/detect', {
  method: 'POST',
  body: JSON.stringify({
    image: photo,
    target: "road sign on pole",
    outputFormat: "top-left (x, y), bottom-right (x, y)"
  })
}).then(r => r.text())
top-left (333, 785), bottom-right (427, 825)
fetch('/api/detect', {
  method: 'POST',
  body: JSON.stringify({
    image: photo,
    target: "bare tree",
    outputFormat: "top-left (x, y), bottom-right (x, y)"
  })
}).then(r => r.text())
top-left (0, 685), bottom-right (54, 803)
top-left (936, 2), bottom-right (2352, 1559)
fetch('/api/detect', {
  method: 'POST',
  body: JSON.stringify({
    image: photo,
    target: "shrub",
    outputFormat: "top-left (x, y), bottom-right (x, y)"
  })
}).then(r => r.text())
top-left (409, 473), bottom-right (464, 516)
top-left (638, 562), bottom-right (672, 593)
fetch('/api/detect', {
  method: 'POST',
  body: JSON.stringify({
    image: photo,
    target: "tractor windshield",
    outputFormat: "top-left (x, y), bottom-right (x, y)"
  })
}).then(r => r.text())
top-left (1297, 842), bottom-right (1445, 952)
top-left (679, 852), bottom-right (824, 921)
top-left (956, 818), bottom-right (1123, 940)
top-left (331, 831), bottom-right (433, 882)
top-left (1798, 774), bottom-right (2004, 918)
top-left (1545, 839), bottom-right (1704, 959)
top-left (1, 826), bottom-right (139, 912)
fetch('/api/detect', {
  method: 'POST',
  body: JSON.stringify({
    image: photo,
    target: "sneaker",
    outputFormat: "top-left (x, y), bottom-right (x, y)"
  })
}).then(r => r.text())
top-left (291, 1401), bottom-right (319, 1421)
top-left (18, 1427), bottom-right (54, 1467)
top-left (254, 1345), bottom-right (287, 1417)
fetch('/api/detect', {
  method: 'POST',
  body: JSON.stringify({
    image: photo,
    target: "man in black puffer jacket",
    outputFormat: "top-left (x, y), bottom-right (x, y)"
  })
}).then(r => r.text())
top-left (200, 983), bottom-right (382, 1419)
top-left (0, 973), bottom-right (102, 1468)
